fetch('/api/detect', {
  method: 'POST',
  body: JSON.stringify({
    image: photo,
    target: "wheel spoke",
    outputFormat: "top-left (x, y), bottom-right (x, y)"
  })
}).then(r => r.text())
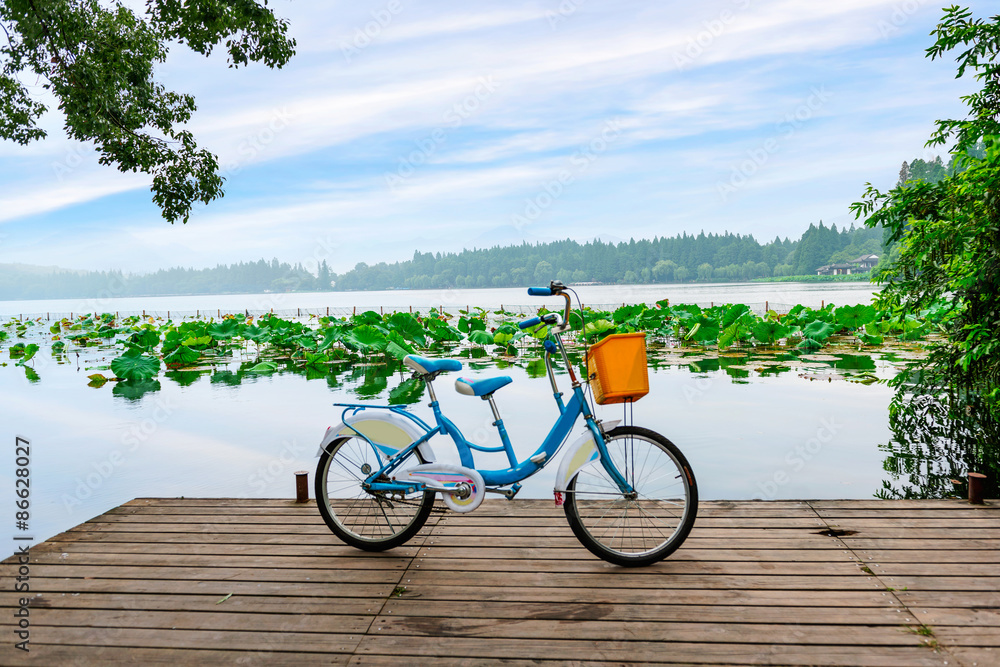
top-left (566, 427), bottom-right (697, 565)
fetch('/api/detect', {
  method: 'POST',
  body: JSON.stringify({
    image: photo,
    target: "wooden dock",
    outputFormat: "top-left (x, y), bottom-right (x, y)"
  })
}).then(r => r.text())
top-left (2, 498), bottom-right (998, 665)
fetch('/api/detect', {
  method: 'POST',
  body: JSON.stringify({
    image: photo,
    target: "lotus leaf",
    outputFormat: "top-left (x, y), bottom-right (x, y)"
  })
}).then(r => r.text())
top-left (802, 320), bottom-right (835, 342)
top-left (612, 304), bottom-right (644, 324)
top-left (23, 367), bottom-right (39, 383)
top-left (686, 316), bottom-right (720, 343)
top-left (164, 344), bottom-right (200, 368)
top-left (247, 361), bottom-right (279, 373)
top-left (51, 341), bottom-right (66, 354)
top-left (469, 330), bottom-right (495, 346)
top-left (424, 320), bottom-right (463, 342)
top-left (493, 324), bottom-right (517, 345)
top-left (722, 304), bottom-right (750, 328)
top-left (111, 352), bottom-right (161, 381)
top-left (241, 324), bottom-right (270, 343)
top-left (752, 321), bottom-right (790, 346)
top-left (208, 319), bottom-right (241, 340)
top-left (87, 373), bottom-right (109, 388)
top-left (343, 325), bottom-right (387, 353)
top-left (182, 335), bottom-right (213, 350)
top-left (387, 313), bottom-right (428, 347)
top-left (385, 332), bottom-right (415, 360)
top-left (127, 329), bottom-right (161, 350)
top-left (355, 310), bottom-right (383, 325)
top-left (583, 319), bottom-right (615, 339)
top-left (834, 304), bottom-right (877, 329)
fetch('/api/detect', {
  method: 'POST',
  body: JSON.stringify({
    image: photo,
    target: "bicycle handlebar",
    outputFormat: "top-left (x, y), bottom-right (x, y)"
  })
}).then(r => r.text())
top-left (527, 287), bottom-right (552, 296)
top-left (518, 316), bottom-right (542, 329)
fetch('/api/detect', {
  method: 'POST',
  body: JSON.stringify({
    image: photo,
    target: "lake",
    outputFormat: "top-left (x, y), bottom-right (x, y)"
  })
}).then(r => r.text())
top-left (1, 281), bottom-right (899, 546)
top-left (0, 281), bottom-right (880, 318)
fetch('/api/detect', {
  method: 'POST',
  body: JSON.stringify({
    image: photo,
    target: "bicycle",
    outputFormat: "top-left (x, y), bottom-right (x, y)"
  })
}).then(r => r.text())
top-left (314, 281), bottom-right (697, 566)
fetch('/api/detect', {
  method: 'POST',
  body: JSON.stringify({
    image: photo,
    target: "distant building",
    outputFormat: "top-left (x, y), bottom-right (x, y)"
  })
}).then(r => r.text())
top-left (816, 254), bottom-right (879, 276)
top-left (850, 254), bottom-right (879, 270)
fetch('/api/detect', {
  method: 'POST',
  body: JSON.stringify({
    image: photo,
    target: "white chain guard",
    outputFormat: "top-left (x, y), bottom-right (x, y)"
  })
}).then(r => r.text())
top-left (399, 463), bottom-right (486, 513)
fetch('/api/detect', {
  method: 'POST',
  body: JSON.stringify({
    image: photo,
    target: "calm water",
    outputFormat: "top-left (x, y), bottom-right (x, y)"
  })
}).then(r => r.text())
top-left (0, 281), bottom-right (880, 317)
top-left (1, 282), bottom-right (896, 546)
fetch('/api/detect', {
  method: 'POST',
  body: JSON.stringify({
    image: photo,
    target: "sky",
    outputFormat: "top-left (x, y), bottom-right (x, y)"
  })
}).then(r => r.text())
top-left (0, 0), bottom-right (993, 276)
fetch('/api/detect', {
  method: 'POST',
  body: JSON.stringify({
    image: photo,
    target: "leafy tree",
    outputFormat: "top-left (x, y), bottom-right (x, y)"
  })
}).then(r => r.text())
top-left (0, 0), bottom-right (296, 223)
top-left (852, 6), bottom-right (1000, 419)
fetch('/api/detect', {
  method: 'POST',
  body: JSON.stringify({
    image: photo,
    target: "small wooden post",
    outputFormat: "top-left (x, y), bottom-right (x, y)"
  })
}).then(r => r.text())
top-left (168, 311), bottom-right (170, 319)
top-left (218, 309), bottom-right (221, 319)
top-left (969, 472), bottom-right (987, 505)
top-left (822, 300), bottom-right (825, 309)
top-left (143, 310), bottom-right (146, 318)
top-left (295, 471), bottom-right (309, 503)
top-left (765, 300), bottom-right (768, 312)
top-left (326, 307), bottom-right (329, 316)
top-left (353, 306), bottom-right (356, 316)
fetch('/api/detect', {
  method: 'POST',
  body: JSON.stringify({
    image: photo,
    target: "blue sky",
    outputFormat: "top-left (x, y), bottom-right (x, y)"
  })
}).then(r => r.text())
top-left (0, 0), bottom-right (992, 275)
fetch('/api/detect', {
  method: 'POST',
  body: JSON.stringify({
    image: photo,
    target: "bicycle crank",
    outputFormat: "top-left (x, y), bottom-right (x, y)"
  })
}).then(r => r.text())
top-left (396, 463), bottom-right (486, 513)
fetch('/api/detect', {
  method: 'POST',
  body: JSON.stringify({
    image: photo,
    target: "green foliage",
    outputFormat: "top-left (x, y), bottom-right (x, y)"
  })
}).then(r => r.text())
top-left (111, 350), bottom-right (161, 380)
top-left (852, 6), bottom-right (1000, 421)
top-left (164, 344), bottom-right (200, 368)
top-left (0, 0), bottom-right (296, 223)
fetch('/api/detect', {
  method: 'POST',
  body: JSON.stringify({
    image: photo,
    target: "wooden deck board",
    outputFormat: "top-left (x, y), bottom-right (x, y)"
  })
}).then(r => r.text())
top-left (2, 498), bottom-right (997, 665)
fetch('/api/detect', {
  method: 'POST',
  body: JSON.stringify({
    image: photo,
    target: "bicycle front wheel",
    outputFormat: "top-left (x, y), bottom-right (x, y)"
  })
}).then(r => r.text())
top-left (564, 425), bottom-right (697, 567)
top-left (315, 435), bottom-right (435, 551)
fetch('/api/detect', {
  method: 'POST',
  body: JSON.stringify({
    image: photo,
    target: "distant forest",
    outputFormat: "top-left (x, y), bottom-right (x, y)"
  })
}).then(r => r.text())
top-left (331, 222), bottom-right (883, 291)
top-left (0, 222), bottom-right (881, 301)
top-left (0, 259), bottom-right (333, 300)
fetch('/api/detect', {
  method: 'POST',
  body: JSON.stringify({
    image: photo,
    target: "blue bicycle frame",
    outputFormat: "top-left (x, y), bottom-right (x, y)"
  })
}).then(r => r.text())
top-left (334, 344), bottom-right (634, 496)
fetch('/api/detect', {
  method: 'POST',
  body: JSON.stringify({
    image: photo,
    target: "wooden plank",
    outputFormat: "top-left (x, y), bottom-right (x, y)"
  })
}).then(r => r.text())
top-left (0, 608), bottom-right (372, 634)
top-left (0, 626), bottom-right (363, 653)
top-left (21, 592), bottom-right (380, 615)
top-left (401, 570), bottom-right (889, 591)
top-left (1, 646), bottom-right (351, 666)
top-left (367, 616), bottom-right (927, 645)
top-left (380, 600), bottom-right (910, 625)
top-left (353, 636), bottom-right (950, 666)
top-left (381, 586), bottom-right (901, 607)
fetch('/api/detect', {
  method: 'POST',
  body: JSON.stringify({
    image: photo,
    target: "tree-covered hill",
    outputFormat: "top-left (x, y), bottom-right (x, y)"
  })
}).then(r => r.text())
top-left (332, 223), bottom-right (883, 291)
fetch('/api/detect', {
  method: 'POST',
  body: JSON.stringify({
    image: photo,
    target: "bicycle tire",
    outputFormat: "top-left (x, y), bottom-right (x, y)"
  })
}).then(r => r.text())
top-left (315, 434), bottom-right (435, 551)
top-left (564, 425), bottom-right (697, 567)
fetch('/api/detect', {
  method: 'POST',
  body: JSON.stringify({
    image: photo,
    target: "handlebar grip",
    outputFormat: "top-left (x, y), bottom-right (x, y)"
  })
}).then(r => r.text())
top-left (518, 316), bottom-right (542, 330)
top-left (527, 287), bottom-right (552, 296)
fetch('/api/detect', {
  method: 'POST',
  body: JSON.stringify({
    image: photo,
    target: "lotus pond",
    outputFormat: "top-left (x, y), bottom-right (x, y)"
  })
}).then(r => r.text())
top-left (1, 298), bottom-right (953, 544)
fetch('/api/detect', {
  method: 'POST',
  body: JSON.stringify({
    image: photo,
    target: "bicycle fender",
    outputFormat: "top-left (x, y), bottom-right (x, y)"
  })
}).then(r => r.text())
top-left (317, 411), bottom-right (436, 462)
top-left (553, 420), bottom-right (620, 496)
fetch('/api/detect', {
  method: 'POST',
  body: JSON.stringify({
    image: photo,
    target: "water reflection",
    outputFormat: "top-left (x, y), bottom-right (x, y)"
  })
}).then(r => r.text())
top-left (879, 392), bottom-right (999, 500)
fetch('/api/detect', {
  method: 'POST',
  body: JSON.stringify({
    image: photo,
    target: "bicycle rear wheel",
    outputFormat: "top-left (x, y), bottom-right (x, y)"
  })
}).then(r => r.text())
top-left (315, 434), bottom-right (435, 551)
top-left (564, 425), bottom-right (697, 566)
